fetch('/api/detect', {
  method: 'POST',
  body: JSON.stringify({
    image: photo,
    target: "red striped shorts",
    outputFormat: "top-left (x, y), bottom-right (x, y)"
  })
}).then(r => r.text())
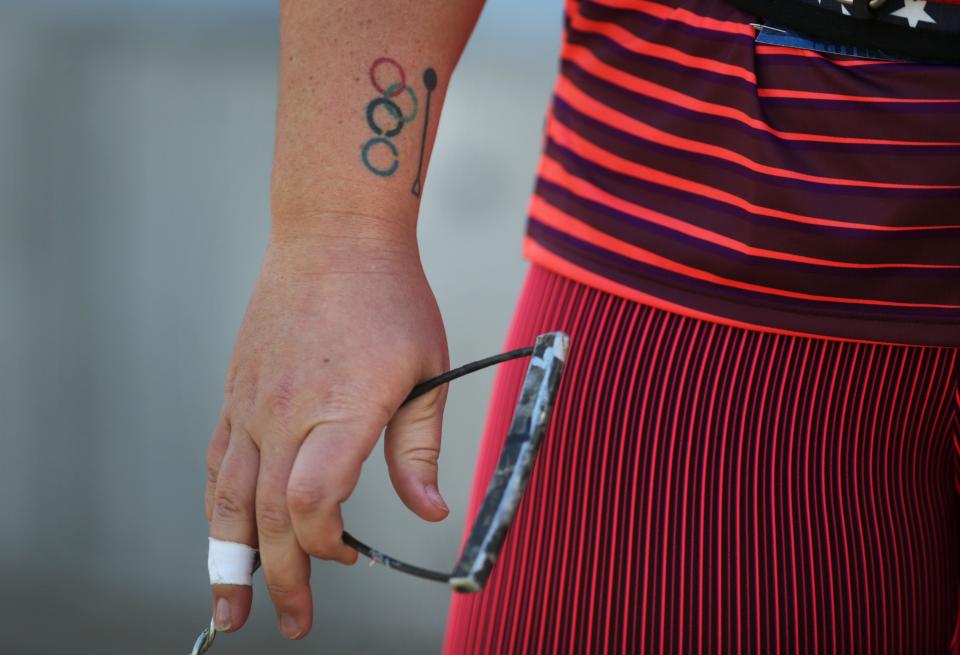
top-left (443, 264), bottom-right (960, 654)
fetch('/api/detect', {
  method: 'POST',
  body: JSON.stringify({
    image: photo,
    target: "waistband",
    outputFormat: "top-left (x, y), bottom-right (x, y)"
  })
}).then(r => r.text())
top-left (724, 0), bottom-right (960, 61)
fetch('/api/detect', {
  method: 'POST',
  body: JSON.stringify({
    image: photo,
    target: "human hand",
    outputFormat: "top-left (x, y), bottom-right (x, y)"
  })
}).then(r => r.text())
top-left (204, 218), bottom-right (450, 639)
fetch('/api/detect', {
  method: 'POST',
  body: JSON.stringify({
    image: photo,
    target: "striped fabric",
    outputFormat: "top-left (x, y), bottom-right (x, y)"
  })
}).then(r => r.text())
top-left (523, 0), bottom-right (960, 348)
top-left (443, 265), bottom-right (960, 654)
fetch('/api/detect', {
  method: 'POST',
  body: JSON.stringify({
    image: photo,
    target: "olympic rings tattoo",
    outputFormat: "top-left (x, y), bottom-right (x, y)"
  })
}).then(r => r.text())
top-left (360, 57), bottom-right (436, 196)
top-left (361, 57), bottom-right (409, 177)
top-left (361, 137), bottom-right (399, 177)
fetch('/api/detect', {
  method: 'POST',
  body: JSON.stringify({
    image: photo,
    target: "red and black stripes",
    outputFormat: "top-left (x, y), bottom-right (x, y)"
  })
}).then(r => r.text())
top-left (443, 265), bottom-right (960, 654)
top-left (524, 0), bottom-right (960, 346)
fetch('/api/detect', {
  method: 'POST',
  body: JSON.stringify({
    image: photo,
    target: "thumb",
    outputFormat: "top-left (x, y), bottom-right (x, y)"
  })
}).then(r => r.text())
top-left (383, 385), bottom-right (450, 522)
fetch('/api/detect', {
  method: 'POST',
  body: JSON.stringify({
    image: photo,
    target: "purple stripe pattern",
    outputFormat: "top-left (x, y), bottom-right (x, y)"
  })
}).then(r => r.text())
top-left (524, 0), bottom-right (960, 346)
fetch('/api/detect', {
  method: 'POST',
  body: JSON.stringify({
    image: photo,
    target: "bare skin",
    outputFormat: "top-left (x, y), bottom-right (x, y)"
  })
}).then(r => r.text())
top-left (204, 0), bottom-right (485, 641)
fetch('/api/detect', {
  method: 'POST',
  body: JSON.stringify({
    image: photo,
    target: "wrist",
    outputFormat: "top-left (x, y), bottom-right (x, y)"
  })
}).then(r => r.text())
top-left (271, 202), bottom-right (417, 242)
top-left (270, 173), bottom-right (420, 237)
top-left (266, 210), bottom-right (422, 276)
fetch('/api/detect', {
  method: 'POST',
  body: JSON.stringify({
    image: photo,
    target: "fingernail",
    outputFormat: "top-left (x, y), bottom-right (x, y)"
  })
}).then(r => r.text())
top-left (214, 598), bottom-right (231, 631)
top-left (425, 484), bottom-right (449, 512)
top-left (280, 614), bottom-right (301, 640)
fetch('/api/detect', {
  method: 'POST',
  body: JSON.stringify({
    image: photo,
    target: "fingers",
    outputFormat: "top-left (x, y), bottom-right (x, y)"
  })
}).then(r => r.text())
top-left (288, 426), bottom-right (364, 565)
top-left (383, 385), bottom-right (450, 522)
top-left (257, 436), bottom-right (313, 640)
top-left (208, 429), bottom-right (259, 633)
top-left (205, 411), bottom-right (231, 522)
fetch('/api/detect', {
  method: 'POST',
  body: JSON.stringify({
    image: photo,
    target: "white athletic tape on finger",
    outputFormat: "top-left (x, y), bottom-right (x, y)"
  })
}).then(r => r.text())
top-left (208, 537), bottom-right (258, 586)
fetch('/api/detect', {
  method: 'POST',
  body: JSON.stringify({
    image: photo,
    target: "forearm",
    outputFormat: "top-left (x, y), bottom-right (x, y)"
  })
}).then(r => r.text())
top-left (207, 5), bottom-right (477, 636)
top-left (270, 0), bottom-right (485, 239)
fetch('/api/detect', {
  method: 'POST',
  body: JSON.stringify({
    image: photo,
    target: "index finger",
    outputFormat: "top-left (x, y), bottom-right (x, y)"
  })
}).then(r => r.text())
top-left (287, 426), bottom-right (365, 566)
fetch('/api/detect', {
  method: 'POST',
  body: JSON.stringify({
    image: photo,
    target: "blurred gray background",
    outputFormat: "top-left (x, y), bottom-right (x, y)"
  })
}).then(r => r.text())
top-left (0, 1), bottom-right (561, 653)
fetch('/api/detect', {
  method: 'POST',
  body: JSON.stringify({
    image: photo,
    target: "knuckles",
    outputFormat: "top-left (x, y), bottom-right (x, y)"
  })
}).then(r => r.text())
top-left (256, 500), bottom-right (292, 538)
top-left (286, 482), bottom-right (347, 559)
top-left (213, 488), bottom-right (252, 522)
top-left (223, 354), bottom-right (408, 439)
top-left (286, 482), bottom-right (327, 517)
top-left (206, 459), bottom-right (221, 488)
top-left (262, 373), bottom-right (300, 424)
top-left (217, 370), bottom-right (410, 557)
top-left (397, 446), bottom-right (441, 470)
top-left (232, 378), bottom-right (394, 442)
top-left (295, 386), bottom-right (394, 430)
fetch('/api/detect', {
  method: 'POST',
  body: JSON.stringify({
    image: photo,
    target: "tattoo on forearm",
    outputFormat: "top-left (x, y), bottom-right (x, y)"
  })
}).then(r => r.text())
top-left (411, 68), bottom-right (437, 198)
top-left (360, 57), bottom-right (437, 197)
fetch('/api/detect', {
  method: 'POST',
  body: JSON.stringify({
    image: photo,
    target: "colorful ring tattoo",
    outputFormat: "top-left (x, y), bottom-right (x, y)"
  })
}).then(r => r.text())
top-left (361, 136), bottom-right (399, 176)
top-left (362, 57), bottom-right (435, 183)
top-left (369, 57), bottom-right (406, 98)
top-left (383, 83), bottom-right (418, 123)
top-left (365, 97), bottom-right (404, 138)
